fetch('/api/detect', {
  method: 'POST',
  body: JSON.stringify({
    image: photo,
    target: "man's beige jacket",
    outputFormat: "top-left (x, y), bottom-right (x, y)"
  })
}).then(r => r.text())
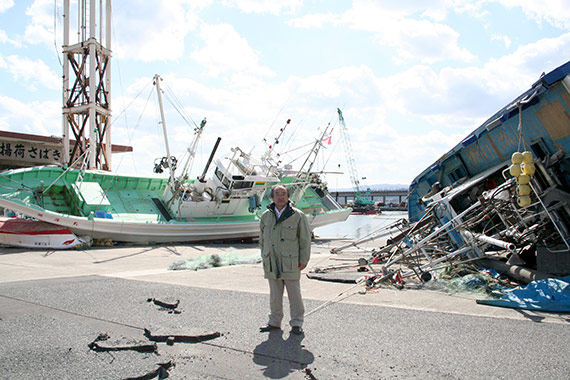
top-left (260, 202), bottom-right (311, 280)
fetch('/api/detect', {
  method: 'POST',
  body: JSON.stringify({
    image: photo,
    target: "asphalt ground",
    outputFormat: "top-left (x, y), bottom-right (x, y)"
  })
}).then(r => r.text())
top-left (0, 238), bottom-right (569, 380)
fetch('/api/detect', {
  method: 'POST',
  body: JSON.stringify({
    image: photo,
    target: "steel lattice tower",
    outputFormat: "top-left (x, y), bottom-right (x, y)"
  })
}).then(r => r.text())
top-left (62, 0), bottom-right (112, 170)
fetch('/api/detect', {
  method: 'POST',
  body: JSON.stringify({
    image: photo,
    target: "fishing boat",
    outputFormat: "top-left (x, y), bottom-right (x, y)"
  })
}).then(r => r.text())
top-left (0, 155), bottom-right (279, 244)
top-left (254, 118), bottom-right (352, 228)
top-left (408, 60), bottom-right (570, 223)
top-left (0, 145), bottom-right (348, 245)
top-left (349, 205), bottom-right (380, 215)
top-left (0, 73), bottom-right (283, 244)
top-left (327, 60), bottom-right (570, 285)
top-left (0, 0), bottom-right (350, 246)
top-left (0, 216), bottom-right (88, 249)
top-left (0, 75), bottom-right (354, 244)
top-left (399, 59), bottom-right (570, 277)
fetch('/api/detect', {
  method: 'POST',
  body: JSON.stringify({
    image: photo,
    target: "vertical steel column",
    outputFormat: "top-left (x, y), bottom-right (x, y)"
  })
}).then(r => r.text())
top-left (88, 0), bottom-right (96, 168)
top-left (62, 0), bottom-right (70, 165)
top-left (105, 0), bottom-right (112, 169)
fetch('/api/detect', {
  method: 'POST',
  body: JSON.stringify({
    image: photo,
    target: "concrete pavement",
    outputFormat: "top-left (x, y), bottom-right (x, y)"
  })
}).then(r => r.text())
top-left (0, 238), bottom-right (569, 379)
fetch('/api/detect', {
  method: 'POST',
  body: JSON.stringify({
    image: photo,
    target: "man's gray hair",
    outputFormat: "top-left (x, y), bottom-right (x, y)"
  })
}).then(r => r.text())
top-left (270, 184), bottom-right (290, 197)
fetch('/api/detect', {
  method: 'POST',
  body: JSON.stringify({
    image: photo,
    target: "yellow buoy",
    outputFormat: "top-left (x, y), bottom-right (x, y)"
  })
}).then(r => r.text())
top-left (517, 184), bottom-right (531, 196)
top-left (517, 174), bottom-right (530, 185)
top-left (522, 151), bottom-right (533, 164)
top-left (509, 164), bottom-right (521, 177)
top-left (523, 162), bottom-right (536, 175)
top-left (517, 195), bottom-right (531, 207)
top-left (511, 152), bottom-right (523, 164)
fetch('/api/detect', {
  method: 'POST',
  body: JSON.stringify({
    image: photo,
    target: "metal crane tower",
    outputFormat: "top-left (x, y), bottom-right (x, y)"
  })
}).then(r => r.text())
top-left (62, 0), bottom-right (112, 170)
top-left (337, 108), bottom-right (374, 207)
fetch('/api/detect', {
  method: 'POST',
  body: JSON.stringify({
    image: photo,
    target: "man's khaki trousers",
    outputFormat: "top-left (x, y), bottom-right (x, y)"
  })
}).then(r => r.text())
top-left (267, 278), bottom-right (305, 328)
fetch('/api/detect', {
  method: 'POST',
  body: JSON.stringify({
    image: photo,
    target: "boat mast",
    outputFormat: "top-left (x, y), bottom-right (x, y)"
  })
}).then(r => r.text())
top-left (179, 118), bottom-right (207, 181)
top-left (153, 74), bottom-right (176, 185)
top-left (294, 123), bottom-right (331, 184)
top-left (287, 124), bottom-right (331, 203)
top-left (261, 119), bottom-right (291, 175)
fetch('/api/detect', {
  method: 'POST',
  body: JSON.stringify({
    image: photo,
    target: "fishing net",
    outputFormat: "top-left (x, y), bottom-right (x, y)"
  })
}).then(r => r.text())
top-left (169, 251), bottom-right (262, 271)
top-left (424, 264), bottom-right (517, 299)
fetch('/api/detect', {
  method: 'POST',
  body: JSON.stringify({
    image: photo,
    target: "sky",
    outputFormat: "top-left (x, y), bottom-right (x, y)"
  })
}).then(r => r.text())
top-left (0, 0), bottom-right (569, 190)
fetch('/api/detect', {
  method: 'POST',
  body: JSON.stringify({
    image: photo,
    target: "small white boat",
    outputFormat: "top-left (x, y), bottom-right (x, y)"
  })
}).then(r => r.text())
top-left (0, 217), bottom-right (88, 249)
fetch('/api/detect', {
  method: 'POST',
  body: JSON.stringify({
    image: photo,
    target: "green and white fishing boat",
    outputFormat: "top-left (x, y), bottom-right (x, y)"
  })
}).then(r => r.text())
top-left (0, 0), bottom-right (350, 244)
top-left (0, 75), bottom-right (349, 244)
top-left (0, 151), bottom-right (278, 244)
top-left (0, 144), bottom-right (349, 244)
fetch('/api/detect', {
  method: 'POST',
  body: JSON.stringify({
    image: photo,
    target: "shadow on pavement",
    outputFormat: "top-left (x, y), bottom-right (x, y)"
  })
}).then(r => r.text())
top-left (253, 329), bottom-right (314, 379)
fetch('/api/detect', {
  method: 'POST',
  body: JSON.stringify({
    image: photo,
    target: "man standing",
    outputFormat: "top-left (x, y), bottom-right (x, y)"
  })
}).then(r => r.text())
top-left (259, 184), bottom-right (311, 335)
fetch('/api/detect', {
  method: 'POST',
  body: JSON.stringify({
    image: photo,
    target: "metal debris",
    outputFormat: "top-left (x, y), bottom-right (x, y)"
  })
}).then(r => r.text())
top-left (143, 328), bottom-right (222, 345)
top-left (147, 297), bottom-right (180, 313)
top-left (88, 333), bottom-right (157, 353)
top-left (122, 361), bottom-right (174, 380)
top-left (313, 164), bottom-right (569, 292)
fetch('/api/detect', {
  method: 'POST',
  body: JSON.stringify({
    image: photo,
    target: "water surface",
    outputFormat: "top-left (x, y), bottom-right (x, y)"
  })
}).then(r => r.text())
top-left (313, 211), bottom-right (408, 239)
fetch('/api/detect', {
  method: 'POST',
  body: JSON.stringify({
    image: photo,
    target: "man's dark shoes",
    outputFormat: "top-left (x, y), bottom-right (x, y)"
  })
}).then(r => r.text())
top-left (291, 326), bottom-right (304, 335)
top-left (259, 324), bottom-right (280, 332)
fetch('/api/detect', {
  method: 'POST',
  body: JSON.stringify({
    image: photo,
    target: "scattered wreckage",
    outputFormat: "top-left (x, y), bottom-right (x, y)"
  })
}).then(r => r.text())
top-left (310, 61), bottom-right (570, 300)
top-left (87, 297), bottom-right (223, 380)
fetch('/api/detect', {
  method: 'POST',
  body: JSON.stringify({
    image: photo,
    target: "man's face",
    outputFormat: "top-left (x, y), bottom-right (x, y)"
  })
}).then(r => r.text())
top-left (272, 187), bottom-right (289, 210)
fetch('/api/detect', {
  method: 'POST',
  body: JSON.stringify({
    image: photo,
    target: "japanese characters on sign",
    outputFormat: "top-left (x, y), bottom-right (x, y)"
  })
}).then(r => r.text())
top-left (0, 140), bottom-right (62, 165)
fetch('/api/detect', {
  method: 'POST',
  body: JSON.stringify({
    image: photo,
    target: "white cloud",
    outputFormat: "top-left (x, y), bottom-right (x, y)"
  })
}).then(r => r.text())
top-left (0, 29), bottom-right (22, 47)
top-left (287, 12), bottom-right (337, 28)
top-left (447, 0), bottom-right (489, 18)
top-left (23, 0), bottom-right (54, 46)
top-left (0, 96), bottom-right (60, 136)
top-left (222, 0), bottom-right (301, 15)
top-left (4, 55), bottom-right (60, 90)
top-left (20, 0), bottom-right (204, 62)
top-left (190, 23), bottom-right (274, 78)
top-left (498, 0), bottom-right (570, 29)
top-left (289, 0), bottom-right (476, 64)
top-left (492, 34), bottom-right (512, 49)
top-left (377, 32), bottom-right (570, 130)
top-left (112, 1), bottom-right (201, 62)
top-left (307, 32), bottom-right (570, 185)
top-left (0, 0), bottom-right (13, 13)
top-left (111, 30), bottom-right (570, 184)
top-left (6, 0), bottom-right (568, 188)
top-left (346, 1), bottom-right (476, 64)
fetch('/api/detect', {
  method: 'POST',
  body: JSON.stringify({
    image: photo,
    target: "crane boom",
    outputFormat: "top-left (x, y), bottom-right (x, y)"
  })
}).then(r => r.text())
top-left (337, 108), bottom-right (374, 207)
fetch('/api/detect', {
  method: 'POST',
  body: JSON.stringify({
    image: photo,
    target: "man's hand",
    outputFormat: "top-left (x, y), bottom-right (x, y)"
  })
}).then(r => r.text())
top-left (298, 264), bottom-right (307, 270)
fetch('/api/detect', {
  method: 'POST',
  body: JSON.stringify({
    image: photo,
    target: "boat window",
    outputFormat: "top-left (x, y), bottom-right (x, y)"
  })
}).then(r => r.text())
top-left (215, 168), bottom-right (223, 181)
top-left (530, 139), bottom-right (549, 160)
top-left (233, 181), bottom-right (253, 190)
top-left (222, 176), bottom-right (231, 188)
top-left (448, 167), bottom-right (466, 183)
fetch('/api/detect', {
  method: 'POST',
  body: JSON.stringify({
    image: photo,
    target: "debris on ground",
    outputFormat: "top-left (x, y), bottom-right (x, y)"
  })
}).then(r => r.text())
top-left (122, 361), bottom-right (174, 380)
top-left (169, 251), bottom-right (261, 271)
top-left (147, 297), bottom-right (181, 313)
top-left (88, 333), bottom-right (157, 353)
top-left (143, 328), bottom-right (222, 345)
top-left (476, 275), bottom-right (570, 312)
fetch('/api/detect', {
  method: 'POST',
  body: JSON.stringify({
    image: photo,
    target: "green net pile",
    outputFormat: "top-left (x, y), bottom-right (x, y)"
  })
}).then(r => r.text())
top-left (169, 251), bottom-right (262, 271)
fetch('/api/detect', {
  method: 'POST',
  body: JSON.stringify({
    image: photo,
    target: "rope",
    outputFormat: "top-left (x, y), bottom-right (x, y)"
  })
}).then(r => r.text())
top-left (304, 282), bottom-right (362, 318)
top-left (0, 294), bottom-right (143, 331)
top-left (517, 103), bottom-right (525, 152)
top-left (162, 82), bottom-right (199, 129)
top-left (53, 0), bottom-right (63, 67)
